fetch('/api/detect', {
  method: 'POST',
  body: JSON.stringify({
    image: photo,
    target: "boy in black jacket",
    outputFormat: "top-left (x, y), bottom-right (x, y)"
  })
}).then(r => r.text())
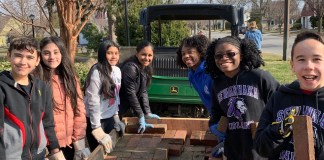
top-left (0, 37), bottom-right (65, 159)
top-left (254, 31), bottom-right (324, 159)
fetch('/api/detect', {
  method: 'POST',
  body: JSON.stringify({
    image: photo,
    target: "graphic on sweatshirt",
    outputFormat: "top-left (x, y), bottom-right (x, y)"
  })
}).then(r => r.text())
top-left (276, 105), bottom-right (324, 160)
top-left (227, 97), bottom-right (247, 121)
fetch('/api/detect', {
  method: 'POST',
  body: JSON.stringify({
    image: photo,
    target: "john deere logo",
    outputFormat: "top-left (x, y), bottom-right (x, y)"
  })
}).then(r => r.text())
top-left (170, 86), bottom-right (178, 94)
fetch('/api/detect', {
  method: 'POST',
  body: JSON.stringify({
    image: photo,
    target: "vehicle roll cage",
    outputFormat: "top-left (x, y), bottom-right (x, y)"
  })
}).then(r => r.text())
top-left (140, 4), bottom-right (244, 45)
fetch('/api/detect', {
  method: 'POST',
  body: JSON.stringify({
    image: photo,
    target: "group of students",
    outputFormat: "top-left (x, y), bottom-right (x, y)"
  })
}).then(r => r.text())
top-left (0, 36), bottom-right (159, 159)
top-left (0, 30), bottom-right (324, 160)
top-left (176, 31), bottom-right (324, 159)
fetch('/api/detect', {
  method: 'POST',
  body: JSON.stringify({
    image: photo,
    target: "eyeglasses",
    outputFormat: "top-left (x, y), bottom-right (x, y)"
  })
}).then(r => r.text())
top-left (214, 51), bottom-right (238, 60)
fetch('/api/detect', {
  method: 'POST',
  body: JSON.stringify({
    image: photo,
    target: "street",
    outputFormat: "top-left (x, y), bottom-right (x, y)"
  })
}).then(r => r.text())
top-left (207, 30), bottom-right (295, 59)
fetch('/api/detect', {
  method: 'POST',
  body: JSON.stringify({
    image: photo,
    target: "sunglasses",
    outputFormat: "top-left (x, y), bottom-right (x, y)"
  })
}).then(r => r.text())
top-left (214, 51), bottom-right (238, 60)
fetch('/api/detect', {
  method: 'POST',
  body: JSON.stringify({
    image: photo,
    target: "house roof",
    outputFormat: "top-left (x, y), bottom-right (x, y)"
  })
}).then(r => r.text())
top-left (301, 3), bottom-right (314, 17)
top-left (0, 16), bottom-right (10, 32)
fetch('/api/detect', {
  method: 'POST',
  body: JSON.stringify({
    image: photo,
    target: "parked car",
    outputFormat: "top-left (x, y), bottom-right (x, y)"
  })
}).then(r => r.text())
top-left (239, 26), bottom-right (247, 35)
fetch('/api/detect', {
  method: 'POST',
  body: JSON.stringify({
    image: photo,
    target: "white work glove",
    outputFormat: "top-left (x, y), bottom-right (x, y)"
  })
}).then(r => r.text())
top-left (91, 127), bottom-right (113, 154)
top-left (73, 138), bottom-right (91, 160)
top-left (47, 150), bottom-right (66, 160)
top-left (113, 114), bottom-right (125, 136)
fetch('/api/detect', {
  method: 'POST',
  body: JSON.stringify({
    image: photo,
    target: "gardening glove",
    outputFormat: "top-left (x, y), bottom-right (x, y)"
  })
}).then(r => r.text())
top-left (113, 114), bottom-right (125, 136)
top-left (48, 150), bottom-right (66, 160)
top-left (209, 124), bottom-right (226, 142)
top-left (145, 113), bottom-right (160, 119)
top-left (272, 108), bottom-right (296, 138)
top-left (138, 115), bottom-right (154, 134)
top-left (73, 139), bottom-right (91, 160)
top-left (91, 127), bottom-right (113, 154)
top-left (211, 141), bottom-right (224, 158)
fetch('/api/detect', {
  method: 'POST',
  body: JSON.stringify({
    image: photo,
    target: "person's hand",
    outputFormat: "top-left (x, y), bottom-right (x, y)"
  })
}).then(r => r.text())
top-left (209, 124), bottom-right (226, 142)
top-left (91, 127), bottom-right (113, 153)
top-left (73, 139), bottom-right (91, 160)
top-left (113, 114), bottom-right (125, 136)
top-left (272, 108), bottom-right (296, 138)
top-left (145, 113), bottom-right (160, 119)
top-left (138, 116), bottom-right (153, 134)
top-left (211, 141), bottom-right (224, 158)
top-left (47, 150), bottom-right (66, 160)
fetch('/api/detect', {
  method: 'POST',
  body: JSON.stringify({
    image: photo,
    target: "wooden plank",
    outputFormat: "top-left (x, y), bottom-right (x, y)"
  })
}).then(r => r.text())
top-left (217, 116), bottom-right (228, 133)
top-left (88, 129), bottom-right (121, 160)
top-left (88, 145), bottom-right (105, 160)
top-left (124, 117), bottom-right (209, 136)
top-left (293, 116), bottom-right (315, 160)
top-left (250, 122), bottom-right (258, 139)
top-left (126, 124), bottom-right (167, 134)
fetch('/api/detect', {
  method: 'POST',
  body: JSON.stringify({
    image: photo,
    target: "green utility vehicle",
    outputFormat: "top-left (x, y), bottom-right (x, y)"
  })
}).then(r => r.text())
top-left (140, 4), bottom-right (244, 117)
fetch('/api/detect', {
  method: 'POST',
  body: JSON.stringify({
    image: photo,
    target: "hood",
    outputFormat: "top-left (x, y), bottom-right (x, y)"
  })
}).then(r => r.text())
top-left (279, 80), bottom-right (324, 97)
top-left (0, 70), bottom-right (35, 88)
top-left (0, 71), bottom-right (16, 87)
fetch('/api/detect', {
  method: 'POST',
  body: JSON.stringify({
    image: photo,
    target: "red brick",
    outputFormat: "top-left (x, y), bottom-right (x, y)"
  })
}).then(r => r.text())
top-left (126, 136), bottom-right (141, 148)
top-left (158, 140), bottom-right (183, 156)
top-left (201, 132), bottom-right (218, 146)
top-left (126, 124), bottom-right (167, 134)
top-left (163, 130), bottom-right (187, 144)
top-left (190, 130), bottom-right (203, 145)
top-left (293, 116), bottom-right (315, 160)
top-left (168, 144), bottom-right (183, 156)
top-left (104, 155), bottom-right (117, 160)
top-left (153, 148), bottom-right (168, 160)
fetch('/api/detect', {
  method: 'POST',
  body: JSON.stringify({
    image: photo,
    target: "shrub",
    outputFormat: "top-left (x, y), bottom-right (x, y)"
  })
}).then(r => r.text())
top-left (292, 23), bottom-right (301, 30)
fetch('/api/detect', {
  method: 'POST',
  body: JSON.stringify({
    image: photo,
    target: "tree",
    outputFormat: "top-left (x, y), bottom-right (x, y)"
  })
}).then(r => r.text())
top-left (1, 0), bottom-right (102, 63)
top-left (115, 0), bottom-right (189, 46)
top-left (0, 0), bottom-right (38, 36)
top-left (81, 23), bottom-right (105, 51)
top-left (304, 0), bottom-right (324, 33)
top-left (101, 0), bottom-right (121, 41)
top-left (55, 0), bottom-right (101, 62)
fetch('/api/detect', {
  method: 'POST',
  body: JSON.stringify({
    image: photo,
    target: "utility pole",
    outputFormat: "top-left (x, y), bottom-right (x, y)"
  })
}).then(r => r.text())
top-left (124, 0), bottom-right (130, 46)
top-left (283, 0), bottom-right (290, 61)
top-left (209, 0), bottom-right (212, 40)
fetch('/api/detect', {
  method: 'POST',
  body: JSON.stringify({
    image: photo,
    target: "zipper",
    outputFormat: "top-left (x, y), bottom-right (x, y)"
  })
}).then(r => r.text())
top-left (14, 83), bottom-right (34, 160)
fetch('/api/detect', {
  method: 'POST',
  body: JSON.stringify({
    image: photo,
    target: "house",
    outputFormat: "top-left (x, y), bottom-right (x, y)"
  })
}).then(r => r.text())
top-left (0, 15), bottom-right (22, 47)
top-left (300, 3), bottom-right (315, 29)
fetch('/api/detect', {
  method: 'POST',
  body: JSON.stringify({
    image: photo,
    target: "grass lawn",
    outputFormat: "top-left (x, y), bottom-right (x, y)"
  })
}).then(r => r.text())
top-left (261, 53), bottom-right (295, 84)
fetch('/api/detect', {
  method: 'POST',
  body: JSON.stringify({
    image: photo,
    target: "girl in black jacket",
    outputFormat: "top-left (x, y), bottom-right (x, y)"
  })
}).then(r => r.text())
top-left (205, 36), bottom-right (280, 159)
top-left (119, 41), bottom-right (160, 134)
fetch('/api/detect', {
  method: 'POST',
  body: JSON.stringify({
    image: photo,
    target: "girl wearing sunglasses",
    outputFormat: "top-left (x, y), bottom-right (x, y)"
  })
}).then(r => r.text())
top-left (205, 36), bottom-right (280, 159)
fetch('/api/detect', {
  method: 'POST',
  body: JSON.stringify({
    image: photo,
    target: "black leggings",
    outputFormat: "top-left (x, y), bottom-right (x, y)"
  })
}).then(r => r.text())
top-left (60, 145), bottom-right (74, 160)
top-left (86, 117), bottom-right (115, 151)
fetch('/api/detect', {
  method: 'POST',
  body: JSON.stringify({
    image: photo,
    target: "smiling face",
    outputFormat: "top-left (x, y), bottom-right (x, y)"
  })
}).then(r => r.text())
top-left (291, 39), bottom-right (324, 91)
top-left (181, 45), bottom-right (201, 71)
top-left (106, 46), bottom-right (120, 66)
top-left (214, 43), bottom-right (241, 78)
top-left (136, 46), bottom-right (154, 67)
top-left (41, 43), bottom-right (62, 71)
top-left (8, 48), bottom-right (40, 82)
